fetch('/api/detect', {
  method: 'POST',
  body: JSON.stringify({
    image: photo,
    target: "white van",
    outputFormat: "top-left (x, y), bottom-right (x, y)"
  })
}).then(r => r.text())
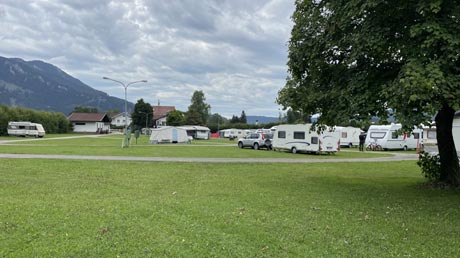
top-left (272, 124), bottom-right (340, 154)
top-left (7, 121), bottom-right (46, 137)
top-left (365, 123), bottom-right (422, 150)
top-left (334, 126), bottom-right (362, 148)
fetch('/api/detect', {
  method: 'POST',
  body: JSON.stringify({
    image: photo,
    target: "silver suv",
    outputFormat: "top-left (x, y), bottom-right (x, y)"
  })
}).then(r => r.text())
top-left (237, 133), bottom-right (273, 150)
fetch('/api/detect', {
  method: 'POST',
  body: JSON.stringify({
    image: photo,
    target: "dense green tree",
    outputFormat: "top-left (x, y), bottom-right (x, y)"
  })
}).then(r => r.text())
top-left (185, 91), bottom-right (211, 125)
top-left (73, 106), bottom-right (98, 113)
top-left (0, 105), bottom-right (70, 135)
top-left (240, 110), bottom-right (247, 124)
top-left (131, 99), bottom-right (153, 129)
top-left (166, 110), bottom-right (186, 126)
top-left (278, 0), bottom-right (460, 185)
top-left (207, 113), bottom-right (228, 125)
top-left (230, 115), bottom-right (240, 124)
top-left (286, 109), bottom-right (308, 124)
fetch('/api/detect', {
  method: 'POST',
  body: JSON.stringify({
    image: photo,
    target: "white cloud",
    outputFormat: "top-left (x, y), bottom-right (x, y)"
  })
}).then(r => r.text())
top-left (0, 0), bottom-right (295, 117)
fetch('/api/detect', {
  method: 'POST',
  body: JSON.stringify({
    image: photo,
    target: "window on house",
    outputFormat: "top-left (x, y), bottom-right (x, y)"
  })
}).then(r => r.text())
top-left (76, 122), bottom-right (86, 125)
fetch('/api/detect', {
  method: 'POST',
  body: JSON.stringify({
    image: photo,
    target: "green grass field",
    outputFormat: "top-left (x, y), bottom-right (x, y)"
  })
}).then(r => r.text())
top-left (1, 159), bottom-right (459, 257)
top-left (0, 134), bottom-right (455, 257)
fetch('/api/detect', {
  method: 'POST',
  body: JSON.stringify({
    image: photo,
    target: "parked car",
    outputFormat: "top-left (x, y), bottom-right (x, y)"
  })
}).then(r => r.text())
top-left (237, 133), bottom-right (273, 150)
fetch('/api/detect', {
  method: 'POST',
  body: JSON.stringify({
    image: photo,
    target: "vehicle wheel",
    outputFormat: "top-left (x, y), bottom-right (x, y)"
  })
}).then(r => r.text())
top-left (403, 145), bottom-right (408, 151)
top-left (238, 142), bottom-right (243, 149)
top-left (291, 147), bottom-right (297, 154)
top-left (253, 143), bottom-right (259, 150)
top-left (348, 143), bottom-right (353, 148)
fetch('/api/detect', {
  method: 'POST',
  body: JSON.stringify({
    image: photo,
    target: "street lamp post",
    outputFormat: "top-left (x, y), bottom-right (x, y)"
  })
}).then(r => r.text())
top-left (102, 77), bottom-right (147, 146)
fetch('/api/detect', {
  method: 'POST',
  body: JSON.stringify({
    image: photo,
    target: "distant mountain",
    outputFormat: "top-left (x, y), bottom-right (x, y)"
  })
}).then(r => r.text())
top-left (247, 115), bottom-right (279, 124)
top-left (0, 56), bottom-right (132, 114)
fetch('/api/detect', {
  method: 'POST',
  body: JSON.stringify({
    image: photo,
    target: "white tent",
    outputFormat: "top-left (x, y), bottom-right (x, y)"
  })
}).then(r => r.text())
top-left (149, 126), bottom-right (190, 144)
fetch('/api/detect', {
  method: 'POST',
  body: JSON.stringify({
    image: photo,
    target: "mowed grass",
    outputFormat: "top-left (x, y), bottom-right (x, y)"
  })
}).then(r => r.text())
top-left (1, 159), bottom-right (459, 257)
top-left (0, 134), bottom-right (391, 159)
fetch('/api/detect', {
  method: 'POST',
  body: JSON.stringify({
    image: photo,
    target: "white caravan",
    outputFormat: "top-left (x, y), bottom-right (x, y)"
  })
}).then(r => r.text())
top-left (334, 126), bottom-right (362, 148)
top-left (272, 124), bottom-right (340, 154)
top-left (7, 121), bottom-right (45, 137)
top-left (365, 124), bottom-right (422, 150)
top-left (454, 111), bottom-right (460, 156)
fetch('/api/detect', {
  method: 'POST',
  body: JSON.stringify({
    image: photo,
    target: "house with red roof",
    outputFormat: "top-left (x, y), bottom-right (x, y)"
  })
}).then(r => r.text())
top-left (152, 106), bottom-right (176, 127)
top-left (68, 112), bottom-right (111, 133)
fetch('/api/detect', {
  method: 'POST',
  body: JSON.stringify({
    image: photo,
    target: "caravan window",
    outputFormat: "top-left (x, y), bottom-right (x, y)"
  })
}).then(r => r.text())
top-left (391, 131), bottom-right (399, 139)
top-left (278, 131), bottom-right (286, 139)
top-left (370, 132), bottom-right (386, 139)
top-left (76, 122), bottom-right (86, 125)
top-left (311, 137), bottom-right (318, 144)
top-left (413, 133), bottom-right (420, 139)
top-left (428, 131), bottom-right (437, 139)
top-left (341, 132), bottom-right (347, 138)
top-left (293, 131), bottom-right (305, 139)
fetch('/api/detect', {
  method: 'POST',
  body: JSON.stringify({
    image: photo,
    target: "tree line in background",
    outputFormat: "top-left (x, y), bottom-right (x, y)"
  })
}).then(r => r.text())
top-left (0, 105), bottom-right (71, 135)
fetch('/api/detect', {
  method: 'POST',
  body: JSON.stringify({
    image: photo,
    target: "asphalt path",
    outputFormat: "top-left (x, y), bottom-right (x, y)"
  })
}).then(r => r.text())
top-left (0, 153), bottom-right (418, 163)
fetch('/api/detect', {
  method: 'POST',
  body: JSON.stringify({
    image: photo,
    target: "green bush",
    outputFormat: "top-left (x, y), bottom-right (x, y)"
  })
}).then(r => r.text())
top-left (417, 151), bottom-right (441, 181)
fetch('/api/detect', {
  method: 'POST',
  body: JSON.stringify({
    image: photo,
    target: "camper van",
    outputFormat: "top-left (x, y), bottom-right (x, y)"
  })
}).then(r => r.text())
top-left (334, 126), bottom-right (362, 147)
top-left (365, 124), bottom-right (422, 150)
top-left (7, 121), bottom-right (45, 137)
top-left (272, 124), bottom-right (340, 154)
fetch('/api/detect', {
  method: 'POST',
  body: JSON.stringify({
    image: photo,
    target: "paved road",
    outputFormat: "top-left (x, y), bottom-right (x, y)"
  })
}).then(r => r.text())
top-left (0, 153), bottom-right (418, 163)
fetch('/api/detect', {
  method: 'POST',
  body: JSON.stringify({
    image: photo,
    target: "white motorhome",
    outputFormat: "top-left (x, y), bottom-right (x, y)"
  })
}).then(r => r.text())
top-left (272, 124), bottom-right (340, 154)
top-left (365, 123), bottom-right (422, 150)
top-left (334, 126), bottom-right (362, 147)
top-left (7, 121), bottom-right (45, 137)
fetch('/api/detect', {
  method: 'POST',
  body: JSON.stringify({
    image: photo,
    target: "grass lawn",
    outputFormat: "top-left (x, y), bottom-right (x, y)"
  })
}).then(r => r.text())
top-left (0, 135), bottom-right (392, 159)
top-left (1, 159), bottom-right (459, 257)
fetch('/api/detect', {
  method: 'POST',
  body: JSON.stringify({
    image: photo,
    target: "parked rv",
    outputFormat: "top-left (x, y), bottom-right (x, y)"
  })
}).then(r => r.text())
top-left (179, 126), bottom-right (210, 140)
top-left (365, 124), bottom-right (422, 151)
top-left (334, 126), bottom-right (362, 148)
top-left (7, 121), bottom-right (45, 137)
top-left (272, 124), bottom-right (340, 154)
top-left (454, 111), bottom-right (460, 157)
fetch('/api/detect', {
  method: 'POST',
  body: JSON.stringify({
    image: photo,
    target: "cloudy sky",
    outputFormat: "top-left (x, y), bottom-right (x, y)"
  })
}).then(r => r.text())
top-left (0, 0), bottom-right (295, 117)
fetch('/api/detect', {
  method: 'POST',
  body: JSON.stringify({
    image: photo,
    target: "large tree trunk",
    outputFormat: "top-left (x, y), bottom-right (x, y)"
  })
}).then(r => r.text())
top-left (435, 105), bottom-right (460, 186)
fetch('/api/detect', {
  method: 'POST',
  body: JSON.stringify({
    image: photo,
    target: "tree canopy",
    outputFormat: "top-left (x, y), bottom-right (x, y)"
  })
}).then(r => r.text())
top-left (166, 110), bottom-right (186, 126)
top-left (278, 0), bottom-right (460, 185)
top-left (131, 99), bottom-right (153, 129)
top-left (186, 90), bottom-right (211, 125)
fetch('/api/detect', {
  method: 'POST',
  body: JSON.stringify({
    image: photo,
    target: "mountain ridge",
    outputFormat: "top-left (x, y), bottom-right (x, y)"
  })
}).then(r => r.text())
top-left (0, 56), bottom-right (132, 115)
